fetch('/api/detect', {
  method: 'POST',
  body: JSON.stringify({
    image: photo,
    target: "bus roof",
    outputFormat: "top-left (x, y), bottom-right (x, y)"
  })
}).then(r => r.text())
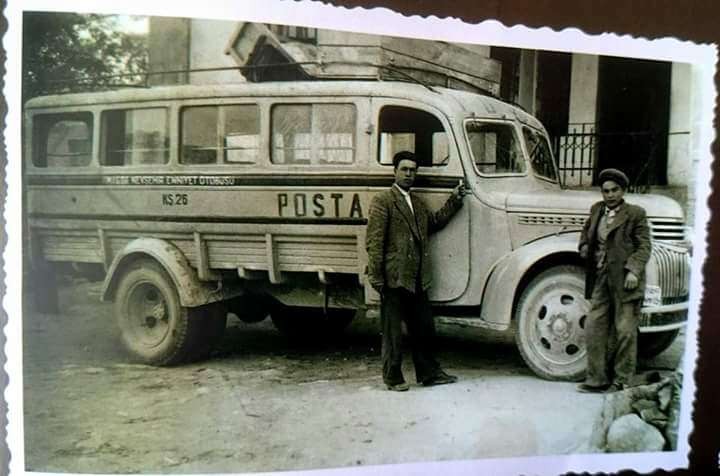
top-left (24, 80), bottom-right (543, 128)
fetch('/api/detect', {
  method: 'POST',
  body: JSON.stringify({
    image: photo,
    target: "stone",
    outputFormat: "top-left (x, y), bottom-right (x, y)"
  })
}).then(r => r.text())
top-left (658, 385), bottom-right (673, 412)
top-left (665, 367), bottom-right (683, 451)
top-left (639, 408), bottom-right (668, 430)
top-left (588, 380), bottom-right (668, 450)
top-left (607, 414), bottom-right (666, 453)
top-left (631, 398), bottom-right (658, 414)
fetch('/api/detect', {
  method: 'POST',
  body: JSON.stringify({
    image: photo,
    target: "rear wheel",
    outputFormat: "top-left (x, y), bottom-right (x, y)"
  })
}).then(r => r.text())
top-left (33, 260), bottom-right (59, 313)
top-left (114, 260), bottom-right (223, 365)
top-left (514, 265), bottom-right (589, 381)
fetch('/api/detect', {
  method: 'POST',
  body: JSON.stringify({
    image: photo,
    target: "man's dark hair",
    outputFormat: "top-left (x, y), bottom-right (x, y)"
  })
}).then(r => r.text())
top-left (392, 150), bottom-right (418, 169)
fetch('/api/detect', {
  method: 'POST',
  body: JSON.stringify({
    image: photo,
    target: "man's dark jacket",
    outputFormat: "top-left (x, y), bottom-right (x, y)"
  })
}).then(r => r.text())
top-left (366, 186), bottom-right (462, 293)
top-left (579, 200), bottom-right (652, 302)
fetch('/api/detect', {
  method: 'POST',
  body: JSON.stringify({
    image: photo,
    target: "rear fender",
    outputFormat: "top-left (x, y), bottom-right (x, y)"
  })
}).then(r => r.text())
top-left (480, 232), bottom-right (582, 329)
top-left (101, 238), bottom-right (241, 307)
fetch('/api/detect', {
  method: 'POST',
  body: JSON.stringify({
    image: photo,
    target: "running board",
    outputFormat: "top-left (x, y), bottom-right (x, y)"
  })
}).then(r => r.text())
top-left (364, 308), bottom-right (507, 331)
top-left (436, 316), bottom-right (507, 331)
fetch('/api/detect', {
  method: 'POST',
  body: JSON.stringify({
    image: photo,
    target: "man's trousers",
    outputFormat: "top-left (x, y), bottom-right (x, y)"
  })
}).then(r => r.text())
top-left (585, 271), bottom-right (641, 387)
top-left (380, 286), bottom-right (441, 386)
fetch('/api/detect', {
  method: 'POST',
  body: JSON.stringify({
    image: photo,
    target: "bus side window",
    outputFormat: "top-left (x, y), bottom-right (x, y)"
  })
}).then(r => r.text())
top-left (101, 108), bottom-right (169, 166)
top-left (378, 106), bottom-right (449, 167)
top-left (32, 113), bottom-right (93, 168)
top-left (271, 104), bottom-right (356, 165)
top-left (180, 104), bottom-right (260, 165)
top-left (224, 105), bottom-right (260, 164)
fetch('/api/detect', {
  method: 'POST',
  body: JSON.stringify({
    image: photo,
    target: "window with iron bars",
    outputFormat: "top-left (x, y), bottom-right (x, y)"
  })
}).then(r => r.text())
top-left (552, 122), bottom-right (667, 192)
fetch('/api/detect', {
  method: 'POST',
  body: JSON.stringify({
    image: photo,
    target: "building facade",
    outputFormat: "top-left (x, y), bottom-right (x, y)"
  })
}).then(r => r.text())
top-left (148, 18), bottom-right (702, 223)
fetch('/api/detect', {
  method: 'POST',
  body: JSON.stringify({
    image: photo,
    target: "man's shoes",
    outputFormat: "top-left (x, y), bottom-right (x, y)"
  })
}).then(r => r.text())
top-left (577, 382), bottom-right (610, 393)
top-left (605, 382), bottom-right (626, 393)
top-left (422, 371), bottom-right (458, 387)
top-left (386, 382), bottom-right (410, 392)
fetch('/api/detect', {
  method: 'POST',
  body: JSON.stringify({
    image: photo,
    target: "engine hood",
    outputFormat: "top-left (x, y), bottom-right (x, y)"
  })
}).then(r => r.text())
top-left (505, 189), bottom-right (685, 220)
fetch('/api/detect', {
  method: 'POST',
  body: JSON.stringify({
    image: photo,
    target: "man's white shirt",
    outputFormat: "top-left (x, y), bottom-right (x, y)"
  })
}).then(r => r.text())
top-left (394, 183), bottom-right (414, 214)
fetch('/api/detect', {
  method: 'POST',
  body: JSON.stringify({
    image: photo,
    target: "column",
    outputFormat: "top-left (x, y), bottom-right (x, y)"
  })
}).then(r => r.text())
top-left (563, 54), bottom-right (599, 187)
top-left (518, 50), bottom-right (537, 114)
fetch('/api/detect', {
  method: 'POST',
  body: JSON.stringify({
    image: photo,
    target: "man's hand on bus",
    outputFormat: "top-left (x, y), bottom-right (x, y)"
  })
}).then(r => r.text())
top-left (579, 244), bottom-right (589, 260)
top-left (624, 271), bottom-right (639, 290)
top-left (451, 180), bottom-right (466, 201)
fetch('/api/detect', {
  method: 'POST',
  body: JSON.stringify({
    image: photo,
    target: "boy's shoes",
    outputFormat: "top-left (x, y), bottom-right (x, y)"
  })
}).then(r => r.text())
top-left (386, 382), bottom-right (410, 392)
top-left (422, 371), bottom-right (458, 387)
top-left (605, 382), bottom-right (626, 393)
top-left (577, 382), bottom-right (610, 393)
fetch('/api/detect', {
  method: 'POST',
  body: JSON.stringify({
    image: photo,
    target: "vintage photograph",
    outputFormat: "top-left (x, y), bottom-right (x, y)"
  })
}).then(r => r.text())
top-left (7, 2), bottom-right (714, 475)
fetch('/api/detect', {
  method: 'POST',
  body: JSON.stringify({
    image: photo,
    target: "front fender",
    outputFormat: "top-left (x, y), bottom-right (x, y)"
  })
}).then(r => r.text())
top-left (480, 232), bottom-right (582, 330)
top-left (101, 238), bottom-right (241, 307)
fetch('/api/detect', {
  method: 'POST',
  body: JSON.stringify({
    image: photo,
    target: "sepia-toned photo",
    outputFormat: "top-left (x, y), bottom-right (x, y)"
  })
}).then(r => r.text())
top-left (5, 1), bottom-right (716, 475)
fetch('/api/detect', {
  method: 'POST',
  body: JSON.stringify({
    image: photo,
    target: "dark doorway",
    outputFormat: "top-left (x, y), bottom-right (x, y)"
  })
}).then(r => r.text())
top-left (596, 56), bottom-right (671, 189)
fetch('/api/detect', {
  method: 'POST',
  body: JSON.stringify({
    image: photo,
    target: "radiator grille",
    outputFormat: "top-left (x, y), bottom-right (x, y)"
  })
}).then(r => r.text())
top-left (517, 214), bottom-right (586, 227)
top-left (652, 243), bottom-right (690, 299)
top-left (649, 219), bottom-right (686, 242)
top-left (518, 215), bottom-right (686, 243)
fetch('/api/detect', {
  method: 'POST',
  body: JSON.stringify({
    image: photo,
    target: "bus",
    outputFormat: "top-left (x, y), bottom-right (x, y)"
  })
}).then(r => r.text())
top-left (24, 80), bottom-right (691, 380)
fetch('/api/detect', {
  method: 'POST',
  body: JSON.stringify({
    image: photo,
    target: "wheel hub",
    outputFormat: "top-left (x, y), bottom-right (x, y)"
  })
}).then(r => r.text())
top-left (144, 301), bottom-right (167, 328)
top-left (548, 313), bottom-right (571, 340)
top-left (126, 282), bottom-right (171, 347)
top-left (529, 289), bottom-right (589, 365)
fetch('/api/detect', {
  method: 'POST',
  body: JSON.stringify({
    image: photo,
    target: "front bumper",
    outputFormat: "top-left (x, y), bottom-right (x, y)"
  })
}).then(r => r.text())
top-left (638, 301), bottom-right (688, 333)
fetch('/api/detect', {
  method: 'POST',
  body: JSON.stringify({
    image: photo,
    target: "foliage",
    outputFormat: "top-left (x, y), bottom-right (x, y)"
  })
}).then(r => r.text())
top-left (23, 12), bottom-right (148, 101)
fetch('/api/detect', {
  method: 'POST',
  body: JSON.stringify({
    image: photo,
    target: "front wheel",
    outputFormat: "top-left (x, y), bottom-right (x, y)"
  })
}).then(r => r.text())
top-left (114, 260), bottom-right (224, 365)
top-left (514, 265), bottom-right (589, 381)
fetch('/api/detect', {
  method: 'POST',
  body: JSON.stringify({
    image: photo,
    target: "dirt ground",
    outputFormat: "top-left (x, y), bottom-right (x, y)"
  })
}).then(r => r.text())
top-left (21, 278), bottom-right (685, 474)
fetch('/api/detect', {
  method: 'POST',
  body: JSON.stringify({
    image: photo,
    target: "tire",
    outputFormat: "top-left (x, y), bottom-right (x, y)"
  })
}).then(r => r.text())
top-left (514, 265), bottom-right (589, 381)
top-left (33, 260), bottom-right (59, 314)
top-left (113, 260), bottom-right (222, 365)
top-left (271, 306), bottom-right (356, 339)
top-left (638, 329), bottom-right (680, 359)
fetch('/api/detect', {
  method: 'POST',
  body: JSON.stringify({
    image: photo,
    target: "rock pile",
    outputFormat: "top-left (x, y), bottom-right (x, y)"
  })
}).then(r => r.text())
top-left (588, 369), bottom-right (682, 452)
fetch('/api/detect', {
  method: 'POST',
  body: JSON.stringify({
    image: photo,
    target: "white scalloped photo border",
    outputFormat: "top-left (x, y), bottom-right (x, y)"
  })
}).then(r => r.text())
top-left (3, 1), bottom-right (716, 475)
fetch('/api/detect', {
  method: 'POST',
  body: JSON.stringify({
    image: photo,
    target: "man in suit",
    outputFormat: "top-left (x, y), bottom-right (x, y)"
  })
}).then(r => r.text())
top-left (366, 150), bottom-right (465, 391)
top-left (577, 168), bottom-right (651, 393)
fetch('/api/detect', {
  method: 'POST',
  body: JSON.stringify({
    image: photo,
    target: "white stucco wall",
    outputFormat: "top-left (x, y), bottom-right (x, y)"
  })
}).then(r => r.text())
top-left (685, 61), bottom-right (710, 226)
top-left (667, 63), bottom-right (693, 188)
top-left (190, 20), bottom-right (247, 84)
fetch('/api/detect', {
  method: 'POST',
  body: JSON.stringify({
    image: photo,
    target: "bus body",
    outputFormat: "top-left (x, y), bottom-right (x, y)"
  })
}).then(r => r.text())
top-left (25, 81), bottom-right (690, 379)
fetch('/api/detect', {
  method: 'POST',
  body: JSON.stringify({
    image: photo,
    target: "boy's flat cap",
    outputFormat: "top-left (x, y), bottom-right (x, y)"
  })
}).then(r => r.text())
top-left (598, 168), bottom-right (629, 189)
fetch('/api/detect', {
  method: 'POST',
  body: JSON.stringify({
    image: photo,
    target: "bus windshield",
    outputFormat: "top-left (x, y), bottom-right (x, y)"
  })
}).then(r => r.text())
top-left (522, 126), bottom-right (558, 183)
top-left (465, 120), bottom-right (525, 175)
